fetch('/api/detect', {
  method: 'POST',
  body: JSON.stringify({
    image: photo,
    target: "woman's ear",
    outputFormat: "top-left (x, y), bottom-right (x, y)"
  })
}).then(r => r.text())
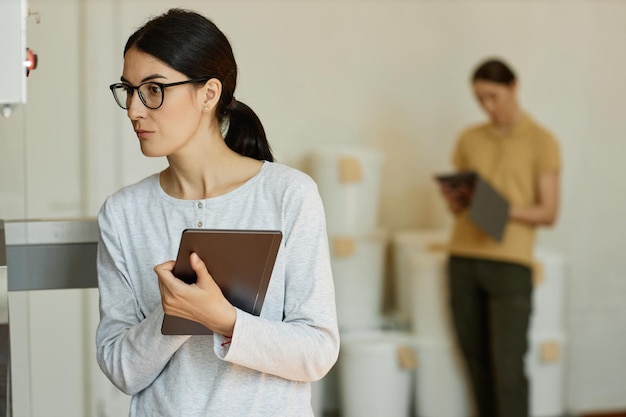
top-left (201, 78), bottom-right (222, 112)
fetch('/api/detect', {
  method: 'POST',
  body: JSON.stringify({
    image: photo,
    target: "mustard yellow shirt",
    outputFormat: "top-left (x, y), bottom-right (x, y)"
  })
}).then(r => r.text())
top-left (448, 113), bottom-right (561, 266)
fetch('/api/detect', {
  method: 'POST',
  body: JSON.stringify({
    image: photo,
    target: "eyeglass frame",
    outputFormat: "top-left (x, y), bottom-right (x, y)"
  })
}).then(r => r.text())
top-left (109, 76), bottom-right (214, 110)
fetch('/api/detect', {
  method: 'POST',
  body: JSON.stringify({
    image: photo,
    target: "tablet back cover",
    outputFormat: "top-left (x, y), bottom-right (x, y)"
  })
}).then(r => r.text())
top-left (469, 177), bottom-right (510, 242)
top-left (161, 229), bottom-right (282, 335)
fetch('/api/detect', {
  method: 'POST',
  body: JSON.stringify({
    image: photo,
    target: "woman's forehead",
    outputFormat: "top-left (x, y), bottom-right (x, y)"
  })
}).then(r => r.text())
top-left (122, 48), bottom-right (177, 83)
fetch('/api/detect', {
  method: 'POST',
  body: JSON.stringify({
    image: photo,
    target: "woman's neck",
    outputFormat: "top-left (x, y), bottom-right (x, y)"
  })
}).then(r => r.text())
top-left (493, 107), bottom-right (523, 136)
top-left (161, 146), bottom-right (262, 200)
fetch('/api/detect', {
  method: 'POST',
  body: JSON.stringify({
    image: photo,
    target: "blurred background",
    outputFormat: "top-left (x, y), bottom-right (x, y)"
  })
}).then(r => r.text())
top-left (1, 0), bottom-right (625, 416)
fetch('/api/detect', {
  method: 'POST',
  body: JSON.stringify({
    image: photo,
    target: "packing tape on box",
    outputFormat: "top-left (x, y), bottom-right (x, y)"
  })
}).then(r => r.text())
top-left (540, 340), bottom-right (561, 363)
top-left (397, 346), bottom-right (418, 370)
top-left (338, 157), bottom-right (363, 183)
top-left (333, 237), bottom-right (356, 258)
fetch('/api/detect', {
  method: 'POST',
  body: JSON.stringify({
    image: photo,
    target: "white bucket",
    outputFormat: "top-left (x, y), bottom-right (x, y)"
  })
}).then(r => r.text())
top-left (309, 144), bottom-right (383, 235)
top-left (339, 330), bottom-right (416, 417)
top-left (530, 247), bottom-right (568, 335)
top-left (408, 251), bottom-right (455, 341)
top-left (413, 337), bottom-right (472, 417)
top-left (526, 333), bottom-right (567, 417)
top-left (391, 229), bottom-right (450, 319)
top-left (331, 231), bottom-right (387, 332)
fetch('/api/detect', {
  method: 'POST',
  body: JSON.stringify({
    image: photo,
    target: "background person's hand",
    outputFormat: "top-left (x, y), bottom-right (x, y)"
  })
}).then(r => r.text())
top-left (439, 182), bottom-right (473, 214)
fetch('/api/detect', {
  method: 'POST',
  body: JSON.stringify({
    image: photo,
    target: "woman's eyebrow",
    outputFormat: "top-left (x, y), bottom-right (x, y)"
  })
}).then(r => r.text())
top-left (120, 74), bottom-right (167, 84)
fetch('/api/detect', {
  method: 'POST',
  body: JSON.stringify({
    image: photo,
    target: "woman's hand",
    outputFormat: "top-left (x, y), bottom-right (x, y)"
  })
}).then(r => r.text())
top-left (439, 182), bottom-right (473, 214)
top-left (155, 253), bottom-right (237, 336)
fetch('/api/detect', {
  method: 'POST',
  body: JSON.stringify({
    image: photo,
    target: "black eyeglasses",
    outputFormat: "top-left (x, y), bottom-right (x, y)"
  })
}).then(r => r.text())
top-left (109, 76), bottom-right (213, 110)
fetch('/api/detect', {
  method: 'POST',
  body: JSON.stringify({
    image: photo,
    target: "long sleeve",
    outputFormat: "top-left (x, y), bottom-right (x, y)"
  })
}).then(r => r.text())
top-left (214, 179), bottom-right (340, 381)
top-left (95, 200), bottom-right (189, 395)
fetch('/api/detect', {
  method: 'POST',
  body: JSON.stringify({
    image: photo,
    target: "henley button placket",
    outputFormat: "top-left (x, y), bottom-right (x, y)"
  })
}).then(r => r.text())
top-left (194, 200), bottom-right (206, 229)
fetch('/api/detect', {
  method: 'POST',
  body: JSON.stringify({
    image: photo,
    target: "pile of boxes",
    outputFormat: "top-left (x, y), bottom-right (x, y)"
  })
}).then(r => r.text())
top-left (308, 144), bottom-right (386, 333)
top-left (393, 229), bottom-right (471, 417)
top-left (309, 144), bottom-right (415, 417)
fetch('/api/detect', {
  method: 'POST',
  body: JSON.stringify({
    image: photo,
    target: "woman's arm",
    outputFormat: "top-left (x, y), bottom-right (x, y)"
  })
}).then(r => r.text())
top-left (213, 178), bottom-right (340, 382)
top-left (509, 171), bottom-right (560, 226)
top-left (96, 201), bottom-right (189, 395)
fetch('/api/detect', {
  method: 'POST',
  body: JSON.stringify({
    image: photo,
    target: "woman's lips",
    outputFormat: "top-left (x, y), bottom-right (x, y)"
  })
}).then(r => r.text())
top-left (135, 130), bottom-right (153, 139)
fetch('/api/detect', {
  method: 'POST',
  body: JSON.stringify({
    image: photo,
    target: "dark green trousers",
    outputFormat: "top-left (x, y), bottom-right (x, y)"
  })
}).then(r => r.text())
top-left (448, 256), bottom-right (532, 417)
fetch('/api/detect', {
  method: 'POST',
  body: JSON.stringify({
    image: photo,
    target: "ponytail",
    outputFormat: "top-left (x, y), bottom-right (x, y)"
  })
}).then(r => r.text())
top-left (224, 100), bottom-right (274, 162)
top-left (124, 9), bottom-right (273, 161)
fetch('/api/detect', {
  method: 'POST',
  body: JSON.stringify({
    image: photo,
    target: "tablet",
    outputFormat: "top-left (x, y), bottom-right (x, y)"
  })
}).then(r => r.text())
top-left (161, 228), bottom-right (282, 335)
top-left (434, 171), bottom-right (477, 189)
top-left (435, 171), bottom-right (509, 242)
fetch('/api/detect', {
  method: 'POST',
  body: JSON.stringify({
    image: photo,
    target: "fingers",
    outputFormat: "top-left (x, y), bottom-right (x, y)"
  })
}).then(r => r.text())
top-left (189, 253), bottom-right (221, 292)
top-left (154, 254), bottom-right (236, 335)
top-left (155, 260), bottom-right (188, 318)
top-left (154, 260), bottom-right (176, 275)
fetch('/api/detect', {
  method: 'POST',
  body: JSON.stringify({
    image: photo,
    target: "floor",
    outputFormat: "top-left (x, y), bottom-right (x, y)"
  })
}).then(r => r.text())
top-left (583, 413), bottom-right (626, 417)
top-left (322, 412), bottom-right (621, 417)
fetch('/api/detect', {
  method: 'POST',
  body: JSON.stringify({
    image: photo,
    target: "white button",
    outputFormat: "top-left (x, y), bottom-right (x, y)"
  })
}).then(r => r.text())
top-left (197, 221), bottom-right (203, 227)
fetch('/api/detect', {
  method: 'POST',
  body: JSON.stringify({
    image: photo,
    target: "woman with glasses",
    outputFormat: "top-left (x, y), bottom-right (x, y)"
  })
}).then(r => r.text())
top-left (96, 9), bottom-right (339, 416)
top-left (439, 58), bottom-right (561, 417)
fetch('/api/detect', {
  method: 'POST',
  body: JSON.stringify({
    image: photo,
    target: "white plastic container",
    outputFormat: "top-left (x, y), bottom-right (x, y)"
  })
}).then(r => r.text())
top-left (309, 144), bottom-right (383, 235)
top-left (413, 337), bottom-right (472, 417)
top-left (339, 330), bottom-right (416, 417)
top-left (391, 229), bottom-right (450, 319)
top-left (526, 333), bottom-right (567, 417)
top-left (408, 251), bottom-right (456, 341)
top-left (530, 247), bottom-right (568, 335)
top-left (331, 231), bottom-right (387, 332)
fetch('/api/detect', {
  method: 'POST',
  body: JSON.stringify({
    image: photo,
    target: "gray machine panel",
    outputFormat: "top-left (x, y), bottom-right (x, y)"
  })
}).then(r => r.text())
top-left (3, 218), bottom-right (99, 291)
top-left (6, 243), bottom-right (97, 291)
top-left (0, 218), bottom-right (99, 417)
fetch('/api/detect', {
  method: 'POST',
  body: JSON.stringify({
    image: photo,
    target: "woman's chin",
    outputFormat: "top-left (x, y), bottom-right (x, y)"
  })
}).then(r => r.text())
top-left (139, 145), bottom-right (167, 158)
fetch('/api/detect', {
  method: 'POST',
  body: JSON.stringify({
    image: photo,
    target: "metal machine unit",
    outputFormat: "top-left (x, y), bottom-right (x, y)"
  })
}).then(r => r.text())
top-left (0, 218), bottom-right (98, 417)
top-left (0, 0), bottom-right (38, 118)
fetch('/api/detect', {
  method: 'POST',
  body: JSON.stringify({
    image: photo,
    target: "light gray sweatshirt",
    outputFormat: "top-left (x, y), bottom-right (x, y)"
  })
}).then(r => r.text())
top-left (96, 161), bottom-right (340, 417)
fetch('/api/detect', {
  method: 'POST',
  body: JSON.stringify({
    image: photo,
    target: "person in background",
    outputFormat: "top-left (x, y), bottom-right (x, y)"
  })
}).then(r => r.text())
top-left (96, 8), bottom-right (339, 416)
top-left (438, 58), bottom-right (561, 417)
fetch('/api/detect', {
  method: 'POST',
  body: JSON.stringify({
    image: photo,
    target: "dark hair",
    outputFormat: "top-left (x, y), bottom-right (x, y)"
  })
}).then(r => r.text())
top-left (471, 58), bottom-right (516, 86)
top-left (124, 8), bottom-right (273, 162)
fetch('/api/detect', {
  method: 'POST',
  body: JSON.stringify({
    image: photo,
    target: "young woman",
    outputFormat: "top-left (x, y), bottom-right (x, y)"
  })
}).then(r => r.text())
top-left (96, 9), bottom-right (339, 416)
top-left (440, 58), bottom-right (561, 417)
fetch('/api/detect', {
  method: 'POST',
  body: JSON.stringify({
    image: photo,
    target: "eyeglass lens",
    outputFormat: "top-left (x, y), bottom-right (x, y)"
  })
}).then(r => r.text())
top-left (112, 83), bottom-right (164, 110)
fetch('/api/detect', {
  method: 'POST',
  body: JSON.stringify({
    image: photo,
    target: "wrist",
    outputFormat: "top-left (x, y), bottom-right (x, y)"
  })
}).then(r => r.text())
top-left (218, 304), bottom-right (237, 337)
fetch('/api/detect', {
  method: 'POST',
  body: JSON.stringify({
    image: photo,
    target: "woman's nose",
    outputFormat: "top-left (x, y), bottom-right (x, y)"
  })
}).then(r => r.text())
top-left (126, 90), bottom-right (146, 119)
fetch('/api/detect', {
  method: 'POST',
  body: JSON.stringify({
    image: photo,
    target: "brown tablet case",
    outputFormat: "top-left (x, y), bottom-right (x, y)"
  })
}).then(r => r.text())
top-left (161, 229), bottom-right (282, 335)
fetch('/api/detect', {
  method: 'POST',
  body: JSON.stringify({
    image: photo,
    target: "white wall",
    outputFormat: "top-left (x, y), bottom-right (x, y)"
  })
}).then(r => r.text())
top-left (1, 0), bottom-right (626, 415)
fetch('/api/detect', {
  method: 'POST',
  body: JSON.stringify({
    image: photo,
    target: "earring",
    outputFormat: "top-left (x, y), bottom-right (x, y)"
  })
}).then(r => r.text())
top-left (203, 105), bottom-right (209, 112)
